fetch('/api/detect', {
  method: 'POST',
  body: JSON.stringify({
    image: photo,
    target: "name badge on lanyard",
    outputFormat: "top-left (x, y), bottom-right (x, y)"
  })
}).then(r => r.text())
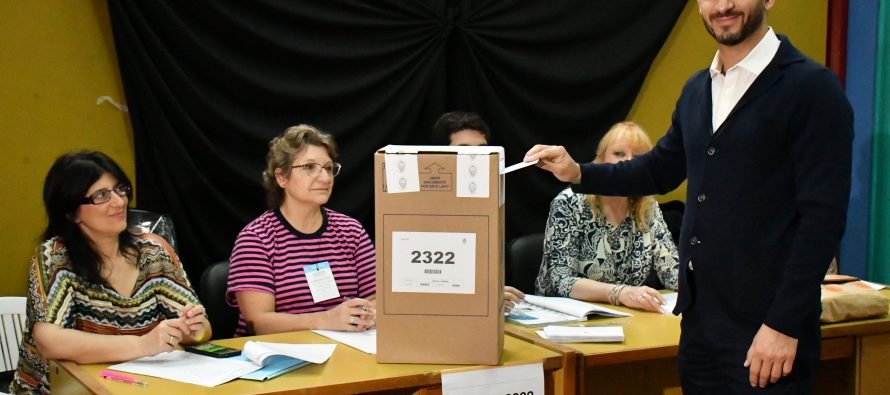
top-left (304, 261), bottom-right (340, 303)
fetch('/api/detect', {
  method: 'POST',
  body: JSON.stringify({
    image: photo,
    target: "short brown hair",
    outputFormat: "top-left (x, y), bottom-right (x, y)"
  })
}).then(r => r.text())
top-left (433, 111), bottom-right (490, 144)
top-left (262, 124), bottom-right (338, 208)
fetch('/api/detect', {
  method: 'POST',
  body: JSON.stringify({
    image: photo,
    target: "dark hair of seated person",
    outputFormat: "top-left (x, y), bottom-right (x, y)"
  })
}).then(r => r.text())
top-left (42, 151), bottom-right (138, 285)
top-left (433, 111), bottom-right (491, 145)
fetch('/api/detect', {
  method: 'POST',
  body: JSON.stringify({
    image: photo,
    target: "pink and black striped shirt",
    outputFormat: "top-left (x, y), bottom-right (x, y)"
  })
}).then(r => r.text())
top-left (226, 208), bottom-right (376, 336)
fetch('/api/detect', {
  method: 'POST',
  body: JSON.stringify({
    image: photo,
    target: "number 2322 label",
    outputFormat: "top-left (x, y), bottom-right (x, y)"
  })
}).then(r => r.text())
top-left (391, 231), bottom-right (476, 294)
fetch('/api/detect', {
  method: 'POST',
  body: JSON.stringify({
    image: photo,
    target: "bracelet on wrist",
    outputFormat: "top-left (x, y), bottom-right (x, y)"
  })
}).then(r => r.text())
top-left (608, 284), bottom-right (627, 306)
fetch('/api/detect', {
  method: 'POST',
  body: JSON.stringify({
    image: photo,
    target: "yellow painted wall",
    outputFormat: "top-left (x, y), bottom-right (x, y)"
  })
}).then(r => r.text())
top-left (627, 0), bottom-right (828, 203)
top-left (0, 1), bottom-right (133, 296)
top-left (0, 1), bottom-right (827, 296)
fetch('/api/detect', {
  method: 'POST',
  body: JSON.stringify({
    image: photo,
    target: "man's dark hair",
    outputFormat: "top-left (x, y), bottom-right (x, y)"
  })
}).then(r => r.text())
top-left (432, 111), bottom-right (490, 143)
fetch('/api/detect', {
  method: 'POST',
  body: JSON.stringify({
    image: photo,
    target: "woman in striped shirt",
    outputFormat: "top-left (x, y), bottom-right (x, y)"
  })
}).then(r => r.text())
top-left (11, 151), bottom-right (210, 395)
top-left (226, 124), bottom-right (376, 336)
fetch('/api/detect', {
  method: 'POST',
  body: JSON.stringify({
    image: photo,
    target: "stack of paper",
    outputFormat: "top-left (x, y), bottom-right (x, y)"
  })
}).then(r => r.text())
top-left (536, 325), bottom-right (624, 343)
top-left (660, 292), bottom-right (678, 315)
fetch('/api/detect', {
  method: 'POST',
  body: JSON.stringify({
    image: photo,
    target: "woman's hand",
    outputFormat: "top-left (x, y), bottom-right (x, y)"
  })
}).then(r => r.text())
top-left (618, 285), bottom-right (666, 313)
top-left (504, 286), bottom-right (525, 313)
top-left (140, 318), bottom-right (190, 356)
top-left (367, 299), bottom-right (377, 327)
top-left (322, 298), bottom-right (375, 331)
top-left (177, 303), bottom-right (208, 339)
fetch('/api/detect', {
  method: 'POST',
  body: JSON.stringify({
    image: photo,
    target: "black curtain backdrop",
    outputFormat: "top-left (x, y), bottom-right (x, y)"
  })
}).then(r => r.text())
top-left (107, 0), bottom-right (685, 287)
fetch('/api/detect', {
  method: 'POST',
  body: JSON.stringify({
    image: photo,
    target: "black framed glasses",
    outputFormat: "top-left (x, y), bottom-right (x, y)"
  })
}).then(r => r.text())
top-left (80, 183), bottom-right (131, 205)
top-left (291, 162), bottom-right (342, 177)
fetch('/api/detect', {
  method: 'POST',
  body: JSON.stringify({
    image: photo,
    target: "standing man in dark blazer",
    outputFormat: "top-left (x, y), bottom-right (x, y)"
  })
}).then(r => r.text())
top-left (525, 0), bottom-right (853, 393)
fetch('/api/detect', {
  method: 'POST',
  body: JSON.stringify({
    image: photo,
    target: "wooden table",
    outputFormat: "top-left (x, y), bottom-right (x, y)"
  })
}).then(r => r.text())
top-left (819, 288), bottom-right (890, 395)
top-left (507, 289), bottom-right (890, 395)
top-left (51, 330), bottom-right (565, 395)
top-left (507, 302), bottom-right (683, 395)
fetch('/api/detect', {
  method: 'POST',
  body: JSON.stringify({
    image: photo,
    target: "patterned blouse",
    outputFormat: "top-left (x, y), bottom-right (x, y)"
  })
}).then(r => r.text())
top-left (535, 188), bottom-right (679, 297)
top-left (10, 234), bottom-right (202, 395)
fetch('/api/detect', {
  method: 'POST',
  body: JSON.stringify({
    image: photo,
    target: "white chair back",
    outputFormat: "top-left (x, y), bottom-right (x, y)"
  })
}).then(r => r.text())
top-left (0, 297), bottom-right (26, 372)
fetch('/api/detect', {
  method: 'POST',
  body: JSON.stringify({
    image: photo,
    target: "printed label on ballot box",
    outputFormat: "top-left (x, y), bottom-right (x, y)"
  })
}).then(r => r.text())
top-left (391, 231), bottom-right (476, 294)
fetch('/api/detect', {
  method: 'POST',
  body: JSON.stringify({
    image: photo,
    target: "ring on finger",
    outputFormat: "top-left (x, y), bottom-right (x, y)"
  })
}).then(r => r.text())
top-left (169, 336), bottom-right (176, 345)
top-left (350, 316), bottom-right (356, 324)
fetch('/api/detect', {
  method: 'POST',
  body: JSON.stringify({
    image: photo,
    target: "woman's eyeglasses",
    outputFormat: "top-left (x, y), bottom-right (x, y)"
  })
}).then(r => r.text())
top-left (291, 163), bottom-right (342, 177)
top-left (81, 183), bottom-right (131, 205)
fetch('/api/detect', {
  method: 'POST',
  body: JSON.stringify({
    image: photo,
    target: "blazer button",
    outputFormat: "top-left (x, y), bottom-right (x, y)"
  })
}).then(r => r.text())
top-left (688, 261), bottom-right (694, 270)
top-left (707, 146), bottom-right (717, 156)
top-left (689, 236), bottom-right (699, 246)
top-left (697, 193), bottom-right (706, 202)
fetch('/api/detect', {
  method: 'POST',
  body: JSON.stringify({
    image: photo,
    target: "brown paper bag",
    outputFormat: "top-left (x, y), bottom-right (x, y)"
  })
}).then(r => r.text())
top-left (820, 281), bottom-right (890, 323)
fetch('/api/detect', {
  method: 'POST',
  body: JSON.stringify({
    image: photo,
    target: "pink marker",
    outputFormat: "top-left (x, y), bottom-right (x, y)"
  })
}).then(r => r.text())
top-left (99, 370), bottom-right (149, 387)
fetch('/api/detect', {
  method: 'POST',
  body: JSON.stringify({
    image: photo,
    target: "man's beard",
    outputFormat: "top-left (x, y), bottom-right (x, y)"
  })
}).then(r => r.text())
top-left (703, 2), bottom-right (766, 46)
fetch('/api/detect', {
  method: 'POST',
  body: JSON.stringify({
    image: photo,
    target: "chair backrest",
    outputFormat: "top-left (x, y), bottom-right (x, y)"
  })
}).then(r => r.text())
top-left (0, 297), bottom-right (26, 372)
top-left (506, 233), bottom-right (546, 295)
top-left (128, 208), bottom-right (178, 255)
top-left (199, 260), bottom-right (238, 339)
top-left (658, 200), bottom-right (685, 246)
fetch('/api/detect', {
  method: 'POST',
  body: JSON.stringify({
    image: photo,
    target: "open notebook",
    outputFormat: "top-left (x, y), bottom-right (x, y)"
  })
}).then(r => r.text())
top-left (231, 341), bottom-right (326, 381)
top-left (507, 295), bottom-right (631, 326)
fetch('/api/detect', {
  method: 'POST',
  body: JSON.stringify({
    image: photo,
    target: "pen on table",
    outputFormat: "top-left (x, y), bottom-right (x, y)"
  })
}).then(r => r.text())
top-left (99, 370), bottom-right (149, 387)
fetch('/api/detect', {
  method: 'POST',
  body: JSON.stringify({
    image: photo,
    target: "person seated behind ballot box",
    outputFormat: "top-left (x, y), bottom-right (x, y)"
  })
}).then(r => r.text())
top-left (226, 124), bottom-right (376, 336)
top-left (11, 151), bottom-right (210, 395)
top-left (434, 111), bottom-right (490, 146)
top-left (435, 112), bottom-right (527, 312)
top-left (534, 122), bottom-right (679, 313)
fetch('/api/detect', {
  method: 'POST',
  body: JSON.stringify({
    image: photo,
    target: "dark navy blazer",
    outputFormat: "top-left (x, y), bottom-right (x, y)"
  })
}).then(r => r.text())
top-left (574, 36), bottom-right (853, 340)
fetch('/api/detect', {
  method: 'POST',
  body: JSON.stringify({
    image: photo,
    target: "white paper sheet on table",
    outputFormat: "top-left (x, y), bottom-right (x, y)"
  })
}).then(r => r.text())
top-left (108, 343), bottom-right (336, 387)
top-left (311, 329), bottom-right (377, 354)
top-left (660, 292), bottom-right (678, 315)
top-left (108, 350), bottom-right (259, 387)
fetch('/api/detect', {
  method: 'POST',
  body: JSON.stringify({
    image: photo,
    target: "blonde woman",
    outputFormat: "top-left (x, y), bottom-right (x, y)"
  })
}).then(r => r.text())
top-left (534, 122), bottom-right (679, 312)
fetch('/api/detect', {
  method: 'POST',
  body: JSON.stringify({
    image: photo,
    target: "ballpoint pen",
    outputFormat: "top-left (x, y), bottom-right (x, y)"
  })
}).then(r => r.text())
top-left (99, 370), bottom-right (149, 387)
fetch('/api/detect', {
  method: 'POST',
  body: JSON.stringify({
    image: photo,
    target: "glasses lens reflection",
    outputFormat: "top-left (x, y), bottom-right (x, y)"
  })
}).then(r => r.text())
top-left (84, 184), bottom-right (130, 205)
top-left (294, 163), bottom-right (341, 177)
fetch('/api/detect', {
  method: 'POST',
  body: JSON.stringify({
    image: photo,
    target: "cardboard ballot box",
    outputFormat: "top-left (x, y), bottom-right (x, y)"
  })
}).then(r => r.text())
top-left (374, 145), bottom-right (505, 365)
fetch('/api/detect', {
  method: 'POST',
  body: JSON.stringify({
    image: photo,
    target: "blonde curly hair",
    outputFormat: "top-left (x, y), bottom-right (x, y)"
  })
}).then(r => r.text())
top-left (262, 124), bottom-right (337, 208)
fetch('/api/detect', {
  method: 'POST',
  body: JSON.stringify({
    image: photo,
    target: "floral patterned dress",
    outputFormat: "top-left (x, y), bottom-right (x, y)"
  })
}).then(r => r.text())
top-left (535, 188), bottom-right (679, 297)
